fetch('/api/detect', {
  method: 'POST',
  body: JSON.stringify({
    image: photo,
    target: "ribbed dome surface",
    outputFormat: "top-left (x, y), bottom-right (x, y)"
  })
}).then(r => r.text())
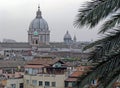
top-left (29, 18), bottom-right (48, 30)
top-left (29, 6), bottom-right (49, 31)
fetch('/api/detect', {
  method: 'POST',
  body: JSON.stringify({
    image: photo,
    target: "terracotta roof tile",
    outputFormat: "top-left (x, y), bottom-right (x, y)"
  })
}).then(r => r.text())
top-left (65, 78), bottom-right (77, 82)
top-left (25, 65), bottom-right (44, 68)
top-left (0, 60), bottom-right (26, 68)
top-left (27, 58), bottom-right (64, 67)
top-left (70, 71), bottom-right (84, 77)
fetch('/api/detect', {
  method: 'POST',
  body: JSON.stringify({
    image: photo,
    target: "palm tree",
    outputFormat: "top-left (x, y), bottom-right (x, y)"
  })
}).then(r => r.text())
top-left (74, 0), bottom-right (120, 88)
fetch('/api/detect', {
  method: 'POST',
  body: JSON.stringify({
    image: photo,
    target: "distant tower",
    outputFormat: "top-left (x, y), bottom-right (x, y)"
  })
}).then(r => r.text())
top-left (28, 6), bottom-right (50, 46)
top-left (64, 31), bottom-right (72, 44)
top-left (73, 35), bottom-right (77, 43)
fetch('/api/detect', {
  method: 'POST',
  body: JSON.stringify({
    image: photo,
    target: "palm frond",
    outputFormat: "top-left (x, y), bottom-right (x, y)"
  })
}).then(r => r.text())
top-left (102, 68), bottom-right (120, 88)
top-left (97, 55), bottom-right (120, 87)
top-left (99, 13), bottom-right (120, 33)
top-left (83, 30), bottom-right (120, 51)
top-left (75, 1), bottom-right (120, 88)
top-left (106, 75), bottom-right (120, 88)
top-left (79, 38), bottom-right (120, 87)
top-left (78, 53), bottom-right (120, 88)
top-left (74, 0), bottom-right (120, 28)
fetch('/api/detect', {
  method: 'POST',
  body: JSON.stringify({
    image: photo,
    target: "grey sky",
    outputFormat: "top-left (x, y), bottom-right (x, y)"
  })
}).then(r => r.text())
top-left (0, 0), bottom-right (99, 42)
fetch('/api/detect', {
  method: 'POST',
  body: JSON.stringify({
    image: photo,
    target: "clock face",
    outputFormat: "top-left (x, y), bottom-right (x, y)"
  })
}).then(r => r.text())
top-left (34, 31), bottom-right (38, 35)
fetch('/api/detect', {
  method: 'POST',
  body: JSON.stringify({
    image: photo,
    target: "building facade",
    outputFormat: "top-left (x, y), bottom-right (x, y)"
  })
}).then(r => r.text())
top-left (24, 56), bottom-right (67, 88)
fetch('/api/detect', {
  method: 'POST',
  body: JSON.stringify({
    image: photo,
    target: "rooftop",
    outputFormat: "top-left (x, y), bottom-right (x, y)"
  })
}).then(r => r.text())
top-left (0, 60), bottom-right (26, 68)
top-left (26, 57), bottom-right (64, 67)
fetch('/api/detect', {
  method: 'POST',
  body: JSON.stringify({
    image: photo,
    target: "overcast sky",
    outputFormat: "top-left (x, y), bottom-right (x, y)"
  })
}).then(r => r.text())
top-left (0, 0), bottom-right (100, 42)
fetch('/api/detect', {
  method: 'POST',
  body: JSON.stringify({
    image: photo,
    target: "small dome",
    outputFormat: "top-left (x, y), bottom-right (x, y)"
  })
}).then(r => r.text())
top-left (64, 31), bottom-right (71, 39)
top-left (29, 6), bottom-right (49, 31)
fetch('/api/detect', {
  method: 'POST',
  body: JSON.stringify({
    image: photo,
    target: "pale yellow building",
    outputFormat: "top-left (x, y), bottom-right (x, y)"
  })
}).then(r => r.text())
top-left (4, 78), bottom-right (23, 88)
top-left (24, 74), bottom-right (65, 88)
top-left (24, 56), bottom-right (67, 88)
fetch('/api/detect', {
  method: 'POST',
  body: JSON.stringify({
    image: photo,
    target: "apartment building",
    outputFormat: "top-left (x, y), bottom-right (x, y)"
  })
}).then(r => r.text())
top-left (24, 56), bottom-right (67, 88)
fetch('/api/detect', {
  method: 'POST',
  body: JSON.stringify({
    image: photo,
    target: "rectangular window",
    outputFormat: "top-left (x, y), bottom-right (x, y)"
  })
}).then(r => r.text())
top-left (19, 83), bottom-right (23, 88)
top-left (91, 80), bottom-right (97, 85)
top-left (39, 81), bottom-right (43, 86)
top-left (28, 68), bottom-right (32, 74)
top-left (32, 69), bottom-right (38, 75)
top-left (32, 80), bottom-right (37, 86)
top-left (51, 82), bottom-right (56, 87)
top-left (26, 80), bottom-right (29, 84)
top-left (45, 81), bottom-right (50, 86)
top-left (11, 84), bottom-right (16, 88)
top-left (68, 82), bottom-right (72, 87)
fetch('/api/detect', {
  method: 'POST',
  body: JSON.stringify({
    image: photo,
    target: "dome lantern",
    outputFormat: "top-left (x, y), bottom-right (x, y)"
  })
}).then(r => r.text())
top-left (36, 5), bottom-right (42, 18)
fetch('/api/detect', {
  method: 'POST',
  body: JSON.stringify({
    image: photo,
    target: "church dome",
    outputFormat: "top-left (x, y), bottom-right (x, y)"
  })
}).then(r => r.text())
top-left (64, 31), bottom-right (71, 39)
top-left (29, 6), bottom-right (49, 31)
top-left (29, 18), bottom-right (48, 30)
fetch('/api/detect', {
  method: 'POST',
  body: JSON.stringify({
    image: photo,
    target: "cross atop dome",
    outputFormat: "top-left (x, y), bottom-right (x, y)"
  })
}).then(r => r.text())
top-left (38, 5), bottom-right (40, 9)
